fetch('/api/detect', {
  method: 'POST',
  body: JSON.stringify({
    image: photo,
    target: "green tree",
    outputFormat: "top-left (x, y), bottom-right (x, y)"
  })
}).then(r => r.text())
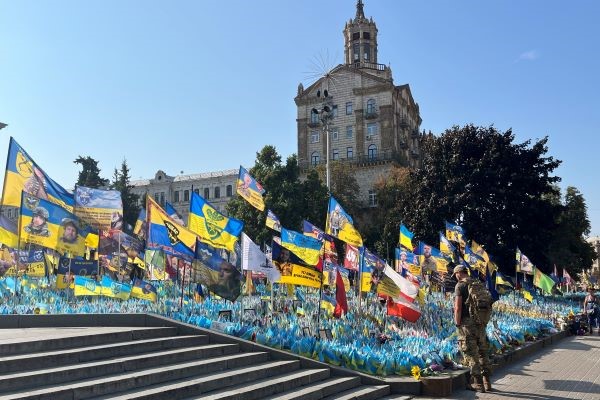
top-left (74, 156), bottom-right (109, 188)
top-left (226, 146), bottom-right (329, 245)
top-left (547, 186), bottom-right (596, 274)
top-left (110, 159), bottom-right (140, 229)
top-left (376, 124), bottom-right (562, 271)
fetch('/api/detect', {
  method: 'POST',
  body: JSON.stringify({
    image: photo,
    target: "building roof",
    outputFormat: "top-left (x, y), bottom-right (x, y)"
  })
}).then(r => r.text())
top-left (130, 168), bottom-right (238, 187)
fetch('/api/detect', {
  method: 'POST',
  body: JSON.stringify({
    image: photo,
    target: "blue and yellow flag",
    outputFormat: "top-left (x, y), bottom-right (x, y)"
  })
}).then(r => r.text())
top-left (20, 194), bottom-right (91, 257)
top-left (147, 196), bottom-right (196, 258)
top-left (236, 166), bottom-right (265, 211)
top-left (325, 196), bottom-right (362, 247)
top-left (73, 276), bottom-right (102, 296)
top-left (464, 244), bottom-right (487, 276)
top-left (445, 221), bottom-right (466, 247)
top-left (522, 288), bottom-right (533, 303)
top-left (0, 214), bottom-right (18, 248)
top-left (56, 257), bottom-right (96, 289)
top-left (471, 240), bottom-right (489, 263)
top-left (100, 275), bottom-right (131, 300)
top-left (1, 137), bottom-right (74, 210)
top-left (166, 202), bottom-right (186, 226)
top-left (361, 248), bottom-right (385, 293)
top-left (131, 278), bottom-right (158, 302)
top-left (303, 220), bottom-right (337, 267)
top-left (188, 191), bottom-right (243, 251)
top-left (399, 224), bottom-right (414, 250)
top-left (74, 186), bottom-right (122, 230)
top-left (271, 240), bottom-right (323, 289)
top-left (439, 232), bottom-right (456, 261)
top-left (265, 209), bottom-right (281, 232)
top-left (496, 271), bottom-right (514, 289)
top-left (395, 247), bottom-right (421, 276)
top-left (281, 227), bottom-right (322, 266)
top-left (133, 208), bottom-right (146, 239)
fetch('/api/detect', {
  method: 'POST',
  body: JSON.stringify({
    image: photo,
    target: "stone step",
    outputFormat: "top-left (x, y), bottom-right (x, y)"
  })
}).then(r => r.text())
top-left (89, 360), bottom-right (301, 400)
top-left (323, 385), bottom-right (390, 400)
top-left (0, 327), bottom-right (178, 357)
top-left (0, 335), bottom-right (208, 374)
top-left (262, 376), bottom-right (362, 400)
top-left (0, 344), bottom-right (244, 394)
top-left (189, 368), bottom-right (331, 400)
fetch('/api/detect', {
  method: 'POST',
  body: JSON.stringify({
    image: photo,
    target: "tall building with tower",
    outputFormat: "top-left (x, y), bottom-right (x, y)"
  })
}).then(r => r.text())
top-left (295, 0), bottom-right (424, 206)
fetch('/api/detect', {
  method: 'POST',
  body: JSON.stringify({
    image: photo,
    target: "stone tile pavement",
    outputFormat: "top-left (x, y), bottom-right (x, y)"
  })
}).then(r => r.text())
top-left (415, 333), bottom-right (600, 400)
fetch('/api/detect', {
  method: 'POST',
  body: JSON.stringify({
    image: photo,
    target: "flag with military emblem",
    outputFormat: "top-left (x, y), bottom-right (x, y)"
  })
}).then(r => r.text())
top-left (188, 191), bottom-right (243, 251)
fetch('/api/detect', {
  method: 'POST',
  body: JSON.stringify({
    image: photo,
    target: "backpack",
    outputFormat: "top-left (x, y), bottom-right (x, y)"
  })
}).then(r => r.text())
top-left (466, 278), bottom-right (493, 326)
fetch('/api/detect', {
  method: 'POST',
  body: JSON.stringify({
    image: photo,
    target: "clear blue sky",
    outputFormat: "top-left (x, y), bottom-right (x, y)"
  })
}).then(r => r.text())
top-left (1, 0), bottom-right (599, 236)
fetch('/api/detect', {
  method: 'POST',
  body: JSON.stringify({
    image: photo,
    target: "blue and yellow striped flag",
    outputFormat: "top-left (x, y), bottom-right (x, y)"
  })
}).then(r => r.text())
top-left (281, 227), bottom-right (322, 266)
top-left (188, 192), bottom-right (243, 251)
top-left (0, 214), bottom-right (18, 248)
top-left (131, 278), bottom-right (158, 302)
top-left (399, 224), bottom-right (414, 250)
top-left (74, 276), bottom-right (102, 296)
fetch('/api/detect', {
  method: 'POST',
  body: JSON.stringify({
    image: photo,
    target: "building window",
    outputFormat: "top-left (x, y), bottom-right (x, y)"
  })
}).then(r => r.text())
top-left (160, 192), bottom-right (165, 206)
top-left (368, 144), bottom-right (377, 160)
top-left (311, 151), bottom-right (320, 166)
top-left (352, 32), bottom-right (360, 40)
top-left (226, 185), bottom-right (233, 197)
top-left (214, 187), bottom-right (220, 199)
top-left (194, 188), bottom-right (199, 195)
top-left (363, 32), bottom-right (371, 40)
top-left (353, 43), bottom-right (360, 61)
top-left (367, 122), bottom-right (378, 136)
top-left (346, 125), bottom-right (353, 138)
top-left (331, 105), bottom-right (338, 118)
top-left (174, 190), bottom-right (180, 203)
top-left (346, 102), bottom-right (353, 115)
top-left (331, 127), bottom-right (339, 140)
top-left (310, 110), bottom-right (319, 124)
top-left (310, 131), bottom-right (320, 143)
top-left (367, 99), bottom-right (376, 114)
top-left (332, 149), bottom-right (339, 160)
top-left (347, 147), bottom-right (354, 159)
top-left (184, 190), bottom-right (190, 202)
top-left (363, 43), bottom-right (371, 61)
top-left (154, 193), bottom-right (159, 202)
top-left (368, 190), bottom-right (377, 207)
top-left (204, 188), bottom-right (210, 199)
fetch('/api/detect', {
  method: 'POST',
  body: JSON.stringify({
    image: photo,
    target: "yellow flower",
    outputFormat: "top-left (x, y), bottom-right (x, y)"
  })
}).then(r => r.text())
top-left (411, 365), bottom-right (421, 381)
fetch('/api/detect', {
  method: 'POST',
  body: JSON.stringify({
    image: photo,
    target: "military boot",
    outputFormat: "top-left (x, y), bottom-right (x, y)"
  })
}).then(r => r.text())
top-left (483, 374), bottom-right (492, 391)
top-left (467, 376), bottom-right (486, 393)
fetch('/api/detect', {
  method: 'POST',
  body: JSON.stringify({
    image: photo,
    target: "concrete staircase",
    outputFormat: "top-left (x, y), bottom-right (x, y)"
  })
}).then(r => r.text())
top-left (0, 326), bottom-right (392, 400)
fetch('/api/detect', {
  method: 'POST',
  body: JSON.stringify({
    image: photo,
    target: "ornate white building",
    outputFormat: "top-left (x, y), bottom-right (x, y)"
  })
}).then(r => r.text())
top-left (130, 169), bottom-right (238, 220)
top-left (587, 236), bottom-right (600, 277)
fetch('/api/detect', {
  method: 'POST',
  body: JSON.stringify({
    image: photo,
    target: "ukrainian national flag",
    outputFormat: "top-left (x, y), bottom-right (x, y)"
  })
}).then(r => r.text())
top-left (271, 240), bottom-right (322, 289)
top-left (131, 278), bottom-right (158, 302)
top-left (281, 227), bottom-right (322, 266)
top-left (399, 224), bottom-right (414, 250)
top-left (321, 292), bottom-right (337, 315)
top-left (496, 271), bottom-right (514, 289)
top-left (147, 196), bottom-right (196, 258)
top-left (188, 192), bottom-right (243, 251)
top-left (74, 276), bottom-right (101, 296)
top-left (471, 240), bottom-right (489, 263)
top-left (0, 214), bottom-right (18, 248)
top-left (1, 137), bottom-right (74, 210)
top-left (100, 275), bottom-right (131, 300)
top-left (325, 196), bottom-right (362, 247)
top-left (265, 210), bottom-right (281, 232)
top-left (439, 232), bottom-right (456, 261)
top-left (236, 166), bottom-right (265, 211)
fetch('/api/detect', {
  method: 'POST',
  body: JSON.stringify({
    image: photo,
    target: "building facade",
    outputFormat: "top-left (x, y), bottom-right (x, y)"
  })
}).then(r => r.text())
top-left (295, 0), bottom-right (424, 206)
top-left (587, 236), bottom-right (600, 277)
top-left (130, 169), bottom-right (238, 221)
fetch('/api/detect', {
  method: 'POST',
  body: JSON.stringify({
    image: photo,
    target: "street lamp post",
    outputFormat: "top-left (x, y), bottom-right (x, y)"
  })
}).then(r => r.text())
top-left (311, 90), bottom-right (333, 191)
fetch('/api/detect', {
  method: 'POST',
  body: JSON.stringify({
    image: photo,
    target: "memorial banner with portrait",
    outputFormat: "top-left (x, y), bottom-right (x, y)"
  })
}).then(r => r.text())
top-left (192, 240), bottom-right (242, 302)
top-left (2, 137), bottom-right (74, 210)
top-left (74, 186), bottom-right (123, 231)
top-left (19, 193), bottom-right (90, 257)
top-left (325, 196), bottom-right (362, 247)
top-left (236, 165), bottom-right (265, 211)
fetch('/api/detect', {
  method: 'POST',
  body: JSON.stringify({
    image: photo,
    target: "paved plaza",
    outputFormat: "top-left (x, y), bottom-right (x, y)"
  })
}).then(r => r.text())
top-left (417, 333), bottom-right (600, 400)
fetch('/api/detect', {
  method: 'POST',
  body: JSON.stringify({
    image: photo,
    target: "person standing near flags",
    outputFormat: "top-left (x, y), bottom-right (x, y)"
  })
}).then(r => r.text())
top-left (584, 288), bottom-right (598, 334)
top-left (453, 265), bottom-right (491, 392)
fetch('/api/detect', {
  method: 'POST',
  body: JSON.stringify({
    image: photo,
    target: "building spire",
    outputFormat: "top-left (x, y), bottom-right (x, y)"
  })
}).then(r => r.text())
top-left (355, 0), bottom-right (366, 21)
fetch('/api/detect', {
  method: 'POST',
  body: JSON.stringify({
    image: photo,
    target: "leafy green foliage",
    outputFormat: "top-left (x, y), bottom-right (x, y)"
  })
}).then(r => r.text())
top-left (110, 159), bottom-right (140, 229)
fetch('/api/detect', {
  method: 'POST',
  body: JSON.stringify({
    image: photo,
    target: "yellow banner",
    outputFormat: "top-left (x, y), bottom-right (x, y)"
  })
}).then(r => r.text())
top-left (376, 276), bottom-right (401, 298)
top-left (277, 264), bottom-right (322, 289)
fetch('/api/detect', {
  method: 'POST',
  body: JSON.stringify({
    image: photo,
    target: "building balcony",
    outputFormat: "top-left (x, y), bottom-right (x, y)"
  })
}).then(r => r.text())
top-left (299, 150), bottom-right (397, 172)
top-left (399, 117), bottom-right (409, 128)
top-left (307, 121), bottom-right (320, 128)
top-left (350, 61), bottom-right (387, 71)
top-left (364, 110), bottom-right (378, 119)
top-left (411, 128), bottom-right (420, 138)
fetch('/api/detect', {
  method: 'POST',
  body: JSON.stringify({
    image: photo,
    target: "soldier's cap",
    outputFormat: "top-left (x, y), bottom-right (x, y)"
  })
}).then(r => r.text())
top-left (452, 265), bottom-right (468, 275)
top-left (33, 206), bottom-right (49, 219)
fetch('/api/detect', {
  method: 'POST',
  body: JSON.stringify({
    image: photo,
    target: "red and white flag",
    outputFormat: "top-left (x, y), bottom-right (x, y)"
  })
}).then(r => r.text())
top-left (387, 296), bottom-right (421, 323)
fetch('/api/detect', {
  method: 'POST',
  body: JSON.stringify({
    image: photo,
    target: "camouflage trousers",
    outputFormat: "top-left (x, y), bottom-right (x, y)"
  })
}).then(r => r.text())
top-left (457, 317), bottom-right (491, 378)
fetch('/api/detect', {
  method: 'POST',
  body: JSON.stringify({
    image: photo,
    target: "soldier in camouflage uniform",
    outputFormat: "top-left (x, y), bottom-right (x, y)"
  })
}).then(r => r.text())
top-left (24, 206), bottom-right (50, 237)
top-left (453, 264), bottom-right (491, 392)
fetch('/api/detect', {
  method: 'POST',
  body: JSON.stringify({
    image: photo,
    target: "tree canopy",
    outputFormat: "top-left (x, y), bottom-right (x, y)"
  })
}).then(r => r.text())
top-left (110, 159), bottom-right (140, 229)
top-left (74, 156), bottom-right (109, 188)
